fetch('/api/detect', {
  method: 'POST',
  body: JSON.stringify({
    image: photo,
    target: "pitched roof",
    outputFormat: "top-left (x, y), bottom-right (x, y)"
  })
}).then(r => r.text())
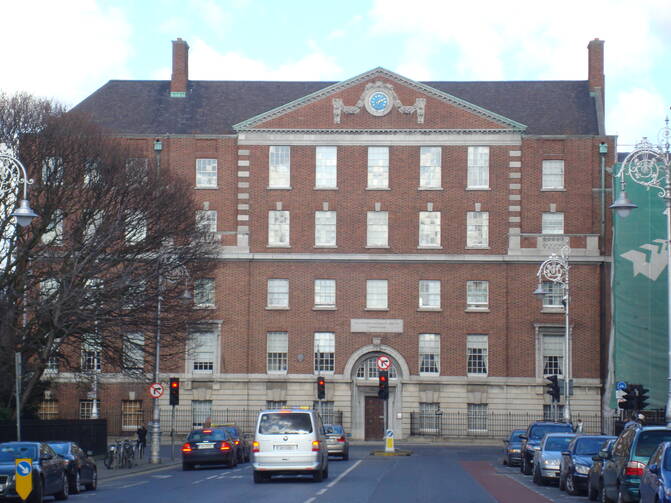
top-left (72, 79), bottom-right (598, 136)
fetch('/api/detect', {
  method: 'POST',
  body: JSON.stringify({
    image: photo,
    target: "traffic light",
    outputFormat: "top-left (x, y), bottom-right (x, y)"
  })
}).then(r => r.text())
top-left (546, 374), bottom-right (560, 403)
top-left (169, 377), bottom-right (180, 406)
top-left (621, 384), bottom-right (638, 410)
top-left (636, 385), bottom-right (650, 410)
top-left (317, 376), bottom-right (326, 400)
top-left (378, 370), bottom-right (389, 400)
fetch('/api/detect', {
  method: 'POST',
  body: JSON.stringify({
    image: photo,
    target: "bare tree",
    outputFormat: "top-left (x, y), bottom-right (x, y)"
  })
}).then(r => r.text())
top-left (0, 92), bottom-right (217, 417)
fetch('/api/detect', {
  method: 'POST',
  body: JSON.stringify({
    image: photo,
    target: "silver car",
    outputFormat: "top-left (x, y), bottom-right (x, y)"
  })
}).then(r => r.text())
top-left (324, 424), bottom-right (349, 460)
top-left (532, 432), bottom-right (576, 486)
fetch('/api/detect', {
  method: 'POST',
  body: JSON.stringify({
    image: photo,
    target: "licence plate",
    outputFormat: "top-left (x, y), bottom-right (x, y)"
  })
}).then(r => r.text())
top-left (196, 442), bottom-right (215, 449)
top-left (274, 444), bottom-right (297, 451)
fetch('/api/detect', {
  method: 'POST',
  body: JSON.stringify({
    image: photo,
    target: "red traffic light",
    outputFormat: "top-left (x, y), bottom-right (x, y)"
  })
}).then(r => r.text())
top-left (171, 380), bottom-right (179, 388)
top-left (317, 377), bottom-right (325, 386)
top-left (380, 375), bottom-right (387, 382)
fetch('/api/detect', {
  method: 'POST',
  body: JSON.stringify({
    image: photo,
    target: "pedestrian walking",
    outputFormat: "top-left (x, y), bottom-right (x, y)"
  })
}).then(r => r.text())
top-left (136, 424), bottom-right (148, 459)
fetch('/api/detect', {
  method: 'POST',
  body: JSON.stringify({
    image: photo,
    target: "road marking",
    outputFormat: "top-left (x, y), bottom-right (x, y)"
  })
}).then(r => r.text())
top-left (151, 474), bottom-right (172, 479)
top-left (206, 475), bottom-right (218, 480)
top-left (120, 481), bottom-right (148, 489)
top-left (316, 488), bottom-right (328, 495)
top-left (327, 460), bottom-right (362, 489)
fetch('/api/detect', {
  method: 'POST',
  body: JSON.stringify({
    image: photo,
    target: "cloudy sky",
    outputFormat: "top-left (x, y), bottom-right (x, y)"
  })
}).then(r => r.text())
top-left (2, 0), bottom-right (669, 148)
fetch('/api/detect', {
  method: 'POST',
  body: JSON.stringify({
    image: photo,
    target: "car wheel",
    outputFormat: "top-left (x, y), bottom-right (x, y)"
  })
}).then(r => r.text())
top-left (601, 484), bottom-right (614, 503)
top-left (566, 474), bottom-right (579, 496)
top-left (228, 454), bottom-right (237, 468)
top-left (559, 471), bottom-right (566, 491)
top-left (313, 467), bottom-right (324, 482)
top-left (533, 464), bottom-right (547, 486)
top-left (522, 455), bottom-right (532, 475)
top-left (54, 472), bottom-right (69, 500)
top-left (182, 462), bottom-right (194, 471)
top-left (588, 477), bottom-right (598, 501)
top-left (69, 470), bottom-right (81, 494)
top-left (253, 471), bottom-right (267, 484)
top-left (84, 469), bottom-right (97, 491)
top-left (342, 450), bottom-right (349, 461)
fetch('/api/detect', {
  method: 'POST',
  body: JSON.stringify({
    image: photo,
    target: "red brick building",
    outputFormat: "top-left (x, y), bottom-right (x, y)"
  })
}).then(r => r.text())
top-left (56, 38), bottom-right (614, 439)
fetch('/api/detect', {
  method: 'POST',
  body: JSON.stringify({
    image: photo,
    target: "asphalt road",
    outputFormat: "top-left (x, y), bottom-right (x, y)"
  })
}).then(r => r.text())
top-left (73, 444), bottom-right (589, 503)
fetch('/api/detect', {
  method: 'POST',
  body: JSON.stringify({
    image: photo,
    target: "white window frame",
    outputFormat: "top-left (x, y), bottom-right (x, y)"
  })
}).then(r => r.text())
top-left (196, 158), bottom-right (217, 188)
top-left (269, 146), bottom-right (291, 188)
top-left (314, 332), bottom-right (335, 374)
top-left (188, 331), bottom-right (217, 374)
top-left (196, 210), bottom-right (217, 234)
top-left (81, 335), bottom-right (101, 372)
top-left (367, 147), bottom-right (389, 189)
top-left (314, 279), bottom-right (336, 308)
top-left (420, 147), bottom-right (441, 189)
top-left (267, 332), bottom-right (288, 374)
top-left (467, 146), bottom-right (489, 189)
top-left (419, 211), bottom-right (441, 247)
top-left (467, 335), bottom-right (488, 376)
top-left (121, 400), bottom-right (143, 431)
top-left (367, 211), bottom-right (388, 248)
top-left (542, 160), bottom-right (565, 190)
top-left (542, 212), bottom-right (564, 235)
top-left (42, 209), bottom-right (64, 245)
top-left (541, 281), bottom-right (564, 309)
top-left (267, 279), bottom-right (289, 309)
top-left (467, 211), bottom-right (489, 248)
top-left (192, 400), bottom-right (212, 428)
top-left (419, 280), bottom-right (440, 309)
top-left (542, 333), bottom-right (565, 377)
top-left (268, 210), bottom-right (290, 247)
top-left (315, 146), bottom-right (337, 189)
top-left (467, 403), bottom-right (488, 432)
top-left (466, 280), bottom-right (489, 310)
top-left (79, 400), bottom-right (101, 420)
top-left (125, 211), bottom-right (147, 244)
top-left (42, 156), bottom-right (63, 183)
top-left (194, 278), bottom-right (215, 308)
top-left (419, 334), bottom-right (440, 375)
top-left (123, 332), bottom-right (145, 370)
top-left (366, 280), bottom-right (388, 310)
top-left (315, 211), bottom-right (336, 247)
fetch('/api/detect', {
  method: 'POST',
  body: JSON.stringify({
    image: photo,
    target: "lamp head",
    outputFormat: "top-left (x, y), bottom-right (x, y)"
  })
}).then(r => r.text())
top-left (11, 199), bottom-right (38, 227)
top-left (609, 190), bottom-right (638, 218)
top-left (533, 283), bottom-right (546, 299)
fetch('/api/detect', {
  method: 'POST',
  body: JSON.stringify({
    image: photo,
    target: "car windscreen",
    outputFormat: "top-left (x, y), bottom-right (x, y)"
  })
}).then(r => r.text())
top-left (510, 431), bottom-right (524, 441)
top-left (575, 437), bottom-right (610, 455)
top-left (258, 413), bottom-right (313, 435)
top-left (544, 436), bottom-right (572, 451)
top-left (325, 425), bottom-right (344, 435)
top-left (0, 445), bottom-right (37, 461)
top-left (636, 431), bottom-right (671, 458)
top-left (530, 424), bottom-right (573, 440)
top-left (48, 443), bottom-right (70, 455)
top-left (188, 430), bottom-right (229, 442)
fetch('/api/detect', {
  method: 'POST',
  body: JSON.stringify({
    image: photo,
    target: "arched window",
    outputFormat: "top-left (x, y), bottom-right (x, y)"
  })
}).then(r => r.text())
top-left (355, 357), bottom-right (397, 379)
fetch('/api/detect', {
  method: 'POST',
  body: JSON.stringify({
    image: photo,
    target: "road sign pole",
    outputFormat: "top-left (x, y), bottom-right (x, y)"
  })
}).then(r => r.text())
top-left (171, 404), bottom-right (175, 461)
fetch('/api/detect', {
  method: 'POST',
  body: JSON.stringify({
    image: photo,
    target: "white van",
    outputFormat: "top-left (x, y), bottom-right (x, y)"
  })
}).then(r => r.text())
top-left (252, 408), bottom-right (329, 483)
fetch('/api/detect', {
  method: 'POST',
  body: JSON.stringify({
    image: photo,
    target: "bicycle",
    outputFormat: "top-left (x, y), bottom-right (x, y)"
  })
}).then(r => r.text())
top-left (121, 439), bottom-right (135, 468)
top-left (104, 440), bottom-right (123, 469)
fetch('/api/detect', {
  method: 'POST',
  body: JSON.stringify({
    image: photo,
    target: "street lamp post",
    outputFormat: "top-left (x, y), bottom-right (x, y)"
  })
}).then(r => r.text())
top-left (0, 154), bottom-right (39, 441)
top-left (610, 116), bottom-right (671, 425)
top-left (534, 246), bottom-right (572, 423)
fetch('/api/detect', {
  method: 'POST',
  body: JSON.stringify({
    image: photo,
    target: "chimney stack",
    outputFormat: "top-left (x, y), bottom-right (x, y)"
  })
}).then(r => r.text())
top-left (587, 38), bottom-right (605, 101)
top-left (171, 38), bottom-right (189, 97)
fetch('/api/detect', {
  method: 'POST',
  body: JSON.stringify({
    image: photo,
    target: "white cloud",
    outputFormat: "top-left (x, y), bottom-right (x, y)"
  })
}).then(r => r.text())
top-left (608, 89), bottom-right (668, 149)
top-left (0, 0), bottom-right (132, 107)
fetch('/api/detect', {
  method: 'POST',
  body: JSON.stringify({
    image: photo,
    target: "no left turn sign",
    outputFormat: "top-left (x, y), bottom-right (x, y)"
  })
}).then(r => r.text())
top-left (149, 382), bottom-right (164, 399)
top-left (376, 355), bottom-right (391, 370)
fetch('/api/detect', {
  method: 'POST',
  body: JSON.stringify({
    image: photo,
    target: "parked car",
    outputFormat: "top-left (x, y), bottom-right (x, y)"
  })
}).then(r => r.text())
top-left (502, 429), bottom-right (525, 466)
top-left (252, 407), bottom-right (328, 483)
top-left (532, 432), bottom-right (576, 485)
top-left (639, 441), bottom-right (671, 503)
top-left (601, 425), bottom-right (671, 502)
top-left (47, 441), bottom-right (97, 494)
top-left (520, 421), bottom-right (575, 475)
top-left (559, 434), bottom-right (616, 495)
top-left (324, 424), bottom-right (349, 460)
top-left (220, 425), bottom-right (250, 463)
top-left (587, 438), bottom-right (617, 501)
top-left (0, 441), bottom-right (69, 502)
top-left (181, 427), bottom-right (238, 470)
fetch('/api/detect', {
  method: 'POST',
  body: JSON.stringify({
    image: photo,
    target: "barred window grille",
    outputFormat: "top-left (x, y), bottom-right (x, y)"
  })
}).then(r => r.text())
top-left (419, 211), bottom-right (441, 247)
top-left (467, 281), bottom-right (489, 308)
top-left (315, 211), bottom-right (336, 246)
top-left (79, 400), bottom-right (101, 420)
top-left (269, 146), bottom-right (291, 187)
top-left (467, 335), bottom-right (488, 375)
top-left (314, 279), bottom-right (336, 307)
top-left (543, 334), bottom-right (564, 376)
top-left (419, 334), bottom-right (440, 374)
top-left (192, 400), bottom-right (212, 428)
top-left (121, 400), bottom-right (143, 431)
top-left (267, 279), bottom-right (289, 308)
top-left (543, 404), bottom-right (565, 421)
top-left (313, 401), bottom-right (335, 423)
top-left (419, 280), bottom-right (440, 308)
top-left (316, 146), bottom-right (337, 188)
top-left (314, 332), bottom-right (335, 373)
top-left (266, 401), bottom-right (287, 409)
top-left (420, 147), bottom-right (441, 188)
top-left (196, 159), bottom-right (217, 188)
top-left (368, 147), bottom-right (389, 188)
top-left (356, 357), bottom-right (397, 379)
top-left (38, 400), bottom-right (58, 420)
top-left (467, 403), bottom-right (488, 431)
top-left (367, 211), bottom-right (388, 247)
top-left (267, 332), bottom-right (288, 373)
top-left (419, 402), bottom-right (440, 432)
top-left (467, 147), bottom-right (489, 188)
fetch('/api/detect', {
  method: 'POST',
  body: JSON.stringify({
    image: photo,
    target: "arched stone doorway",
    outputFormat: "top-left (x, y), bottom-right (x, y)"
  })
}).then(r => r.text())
top-left (343, 345), bottom-right (409, 440)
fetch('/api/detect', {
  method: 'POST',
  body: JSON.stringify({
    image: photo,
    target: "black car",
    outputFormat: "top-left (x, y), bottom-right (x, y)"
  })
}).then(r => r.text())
top-left (0, 441), bottom-right (69, 502)
top-left (559, 434), bottom-right (616, 495)
top-left (181, 428), bottom-right (238, 470)
top-left (503, 429), bottom-right (525, 466)
top-left (601, 425), bottom-right (671, 502)
top-left (47, 441), bottom-right (97, 494)
top-left (220, 425), bottom-right (250, 463)
top-left (520, 421), bottom-right (575, 475)
top-left (587, 438), bottom-right (616, 501)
